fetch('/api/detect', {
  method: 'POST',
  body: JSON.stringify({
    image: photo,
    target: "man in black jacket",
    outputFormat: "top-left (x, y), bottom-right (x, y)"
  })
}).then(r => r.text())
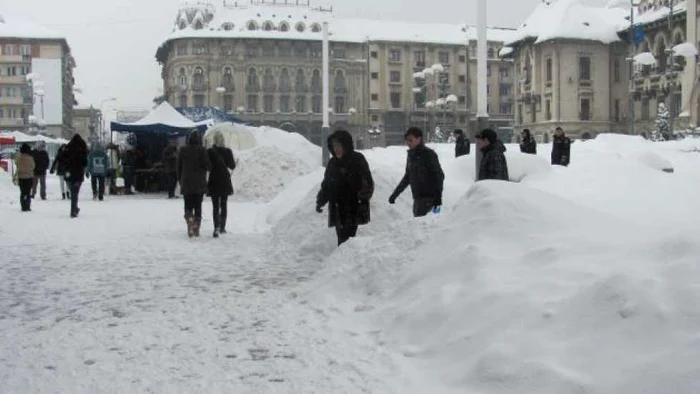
top-left (476, 129), bottom-right (509, 181)
top-left (520, 129), bottom-right (537, 155)
top-left (389, 127), bottom-right (445, 217)
top-left (454, 129), bottom-right (470, 157)
top-left (551, 127), bottom-right (572, 166)
top-left (316, 129), bottom-right (374, 246)
top-left (31, 141), bottom-right (50, 200)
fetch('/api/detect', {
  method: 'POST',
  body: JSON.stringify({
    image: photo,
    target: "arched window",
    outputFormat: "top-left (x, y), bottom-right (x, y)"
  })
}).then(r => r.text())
top-left (194, 20), bottom-right (204, 30)
top-left (311, 69), bottom-right (321, 93)
top-left (657, 40), bottom-right (667, 73)
top-left (279, 22), bottom-right (290, 32)
top-left (193, 67), bottom-right (205, 86)
top-left (279, 68), bottom-right (291, 93)
top-left (295, 22), bottom-right (305, 32)
top-left (333, 70), bottom-right (346, 93)
top-left (263, 21), bottom-right (274, 31)
top-left (295, 69), bottom-right (306, 92)
top-left (223, 67), bottom-right (234, 89)
top-left (334, 96), bottom-right (346, 114)
top-left (247, 68), bottom-right (259, 91)
top-left (178, 67), bottom-right (187, 87)
top-left (221, 23), bottom-right (234, 31)
top-left (311, 23), bottom-right (321, 33)
top-left (179, 20), bottom-right (187, 30)
top-left (488, 47), bottom-right (495, 58)
top-left (263, 68), bottom-right (276, 92)
top-left (247, 21), bottom-right (258, 31)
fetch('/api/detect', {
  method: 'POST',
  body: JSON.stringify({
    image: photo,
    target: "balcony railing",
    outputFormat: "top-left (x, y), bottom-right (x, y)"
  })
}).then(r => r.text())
top-left (192, 83), bottom-right (208, 92)
top-left (579, 80), bottom-right (592, 88)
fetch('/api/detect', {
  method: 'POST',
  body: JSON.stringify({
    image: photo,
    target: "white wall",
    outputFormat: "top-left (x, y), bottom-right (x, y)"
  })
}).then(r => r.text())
top-left (31, 58), bottom-right (63, 126)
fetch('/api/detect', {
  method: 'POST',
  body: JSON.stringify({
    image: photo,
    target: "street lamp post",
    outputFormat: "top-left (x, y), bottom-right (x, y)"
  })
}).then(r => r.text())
top-left (476, 0), bottom-right (489, 180)
top-left (321, 21), bottom-right (331, 167)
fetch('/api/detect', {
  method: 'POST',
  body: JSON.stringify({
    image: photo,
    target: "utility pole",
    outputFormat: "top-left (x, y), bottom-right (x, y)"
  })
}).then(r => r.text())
top-left (628, 0), bottom-right (636, 135)
top-left (321, 21), bottom-right (330, 166)
top-left (475, 0), bottom-right (489, 180)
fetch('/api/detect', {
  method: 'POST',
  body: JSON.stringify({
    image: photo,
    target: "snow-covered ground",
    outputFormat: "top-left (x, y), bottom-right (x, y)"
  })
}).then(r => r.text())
top-left (2, 130), bottom-right (700, 393)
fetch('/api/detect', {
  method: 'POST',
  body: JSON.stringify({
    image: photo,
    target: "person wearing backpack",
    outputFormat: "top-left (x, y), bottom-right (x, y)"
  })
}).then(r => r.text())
top-left (86, 143), bottom-right (110, 201)
top-left (316, 129), bottom-right (374, 246)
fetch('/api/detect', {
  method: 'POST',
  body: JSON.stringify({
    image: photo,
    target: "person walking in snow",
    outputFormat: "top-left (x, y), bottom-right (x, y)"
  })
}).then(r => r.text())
top-left (389, 127), bottom-right (445, 217)
top-left (520, 129), bottom-right (537, 155)
top-left (177, 129), bottom-right (211, 238)
top-left (14, 143), bottom-right (35, 212)
top-left (476, 129), bottom-right (509, 181)
top-left (162, 139), bottom-right (179, 199)
top-left (31, 141), bottom-right (50, 200)
top-left (49, 144), bottom-right (69, 200)
top-left (453, 129), bottom-right (470, 157)
top-left (121, 146), bottom-right (136, 195)
top-left (207, 132), bottom-right (236, 238)
top-left (316, 129), bottom-right (374, 246)
top-left (63, 134), bottom-right (88, 218)
top-left (87, 143), bottom-right (109, 201)
top-left (551, 127), bottom-right (571, 166)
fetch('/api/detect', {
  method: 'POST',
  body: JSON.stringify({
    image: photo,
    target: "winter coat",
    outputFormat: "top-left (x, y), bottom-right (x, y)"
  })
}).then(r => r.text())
top-left (87, 149), bottom-right (110, 177)
top-left (478, 142), bottom-right (509, 181)
top-left (32, 149), bottom-right (50, 176)
top-left (317, 130), bottom-right (374, 229)
top-left (177, 130), bottom-right (211, 195)
top-left (63, 134), bottom-right (88, 183)
top-left (520, 135), bottom-right (537, 155)
top-left (391, 144), bottom-right (445, 205)
top-left (207, 146), bottom-right (236, 197)
top-left (551, 135), bottom-right (572, 166)
top-left (50, 145), bottom-right (68, 176)
top-left (455, 135), bottom-right (471, 157)
top-left (16, 153), bottom-right (36, 180)
top-left (162, 144), bottom-right (178, 173)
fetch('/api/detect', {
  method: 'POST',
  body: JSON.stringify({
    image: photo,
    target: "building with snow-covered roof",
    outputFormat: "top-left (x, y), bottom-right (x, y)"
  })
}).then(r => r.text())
top-left (155, 0), bottom-right (517, 146)
top-left (502, 0), bottom-right (698, 141)
top-left (0, 14), bottom-right (76, 139)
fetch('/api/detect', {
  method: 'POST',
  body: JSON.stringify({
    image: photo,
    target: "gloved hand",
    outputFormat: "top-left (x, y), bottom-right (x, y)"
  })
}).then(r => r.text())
top-left (432, 205), bottom-right (441, 214)
top-left (315, 204), bottom-right (323, 213)
top-left (388, 194), bottom-right (397, 204)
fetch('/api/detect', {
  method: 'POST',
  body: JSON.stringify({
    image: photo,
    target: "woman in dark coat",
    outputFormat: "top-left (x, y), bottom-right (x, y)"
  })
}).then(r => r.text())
top-left (207, 132), bottom-right (236, 238)
top-left (63, 134), bottom-right (88, 218)
top-left (316, 129), bottom-right (374, 246)
top-left (49, 144), bottom-right (69, 199)
top-left (177, 129), bottom-right (211, 237)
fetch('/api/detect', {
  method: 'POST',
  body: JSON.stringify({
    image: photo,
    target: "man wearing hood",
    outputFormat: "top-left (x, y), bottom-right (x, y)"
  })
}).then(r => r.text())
top-left (389, 127), bottom-right (445, 217)
top-left (453, 129), bottom-right (470, 157)
top-left (476, 128), bottom-right (509, 181)
top-left (87, 143), bottom-right (109, 201)
top-left (31, 141), bottom-right (50, 200)
top-left (64, 134), bottom-right (88, 218)
top-left (177, 129), bottom-right (212, 237)
top-left (520, 129), bottom-right (537, 154)
top-left (316, 129), bottom-right (374, 246)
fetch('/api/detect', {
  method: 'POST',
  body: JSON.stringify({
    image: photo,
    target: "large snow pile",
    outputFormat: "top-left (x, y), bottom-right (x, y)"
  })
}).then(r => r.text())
top-left (230, 126), bottom-right (320, 203)
top-left (278, 135), bottom-right (700, 393)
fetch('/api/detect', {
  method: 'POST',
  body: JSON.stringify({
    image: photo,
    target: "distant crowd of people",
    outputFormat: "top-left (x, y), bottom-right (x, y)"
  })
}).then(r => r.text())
top-left (316, 126), bottom-right (573, 246)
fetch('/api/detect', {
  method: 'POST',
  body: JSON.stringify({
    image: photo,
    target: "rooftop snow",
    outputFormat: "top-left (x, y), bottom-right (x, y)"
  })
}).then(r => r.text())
top-left (162, 4), bottom-right (516, 46)
top-left (0, 14), bottom-right (64, 40)
top-left (507, 0), bottom-right (629, 46)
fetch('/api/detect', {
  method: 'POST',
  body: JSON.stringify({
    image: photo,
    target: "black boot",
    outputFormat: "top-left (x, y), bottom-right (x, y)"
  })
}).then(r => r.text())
top-left (194, 217), bottom-right (201, 237)
top-left (220, 216), bottom-right (227, 234)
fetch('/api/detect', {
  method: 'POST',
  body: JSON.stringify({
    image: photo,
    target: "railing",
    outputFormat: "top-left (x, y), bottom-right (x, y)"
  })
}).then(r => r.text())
top-left (192, 83), bottom-right (208, 92)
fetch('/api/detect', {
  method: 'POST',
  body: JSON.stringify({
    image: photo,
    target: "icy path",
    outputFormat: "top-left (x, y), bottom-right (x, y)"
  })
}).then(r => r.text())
top-left (0, 191), bottom-right (404, 393)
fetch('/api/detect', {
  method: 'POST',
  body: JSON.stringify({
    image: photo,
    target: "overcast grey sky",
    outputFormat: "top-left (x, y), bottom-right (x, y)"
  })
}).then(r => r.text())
top-left (4, 0), bottom-right (605, 111)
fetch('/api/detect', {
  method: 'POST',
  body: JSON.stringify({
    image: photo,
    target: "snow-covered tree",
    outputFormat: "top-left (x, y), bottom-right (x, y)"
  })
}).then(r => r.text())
top-left (653, 102), bottom-right (669, 142)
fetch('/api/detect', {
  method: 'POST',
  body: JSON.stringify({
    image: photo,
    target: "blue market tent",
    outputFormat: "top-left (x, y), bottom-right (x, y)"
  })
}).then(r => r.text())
top-left (110, 102), bottom-right (209, 136)
top-left (176, 107), bottom-right (247, 125)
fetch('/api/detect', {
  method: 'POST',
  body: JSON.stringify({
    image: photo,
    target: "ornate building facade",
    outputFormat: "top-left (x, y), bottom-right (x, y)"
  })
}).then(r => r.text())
top-left (504, 0), bottom-right (699, 141)
top-left (155, 1), bottom-right (516, 146)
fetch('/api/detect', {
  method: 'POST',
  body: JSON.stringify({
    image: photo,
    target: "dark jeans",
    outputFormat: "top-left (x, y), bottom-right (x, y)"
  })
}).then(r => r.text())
top-left (91, 175), bottom-right (105, 199)
top-left (183, 194), bottom-right (204, 218)
top-left (413, 198), bottom-right (434, 218)
top-left (123, 166), bottom-right (135, 193)
top-left (32, 174), bottom-right (46, 199)
top-left (69, 181), bottom-right (82, 216)
top-left (19, 178), bottom-right (33, 211)
top-left (211, 195), bottom-right (228, 230)
top-left (335, 225), bottom-right (358, 246)
top-left (167, 171), bottom-right (178, 197)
